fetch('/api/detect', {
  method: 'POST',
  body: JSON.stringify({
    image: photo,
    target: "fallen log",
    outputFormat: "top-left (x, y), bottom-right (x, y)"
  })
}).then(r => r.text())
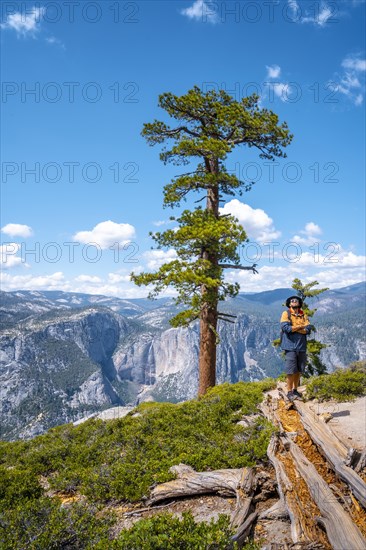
top-left (230, 467), bottom-right (256, 529)
top-left (287, 438), bottom-right (366, 550)
top-left (266, 436), bottom-right (310, 544)
top-left (147, 463), bottom-right (260, 547)
top-left (147, 463), bottom-right (244, 506)
top-left (293, 400), bottom-right (366, 509)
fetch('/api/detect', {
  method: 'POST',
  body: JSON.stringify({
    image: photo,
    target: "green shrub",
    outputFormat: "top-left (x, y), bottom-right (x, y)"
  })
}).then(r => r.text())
top-left (0, 467), bottom-right (42, 507)
top-left (305, 362), bottom-right (366, 401)
top-left (1, 381), bottom-right (276, 505)
top-left (0, 380), bottom-right (276, 547)
top-left (0, 498), bottom-right (114, 549)
top-left (97, 512), bottom-right (236, 550)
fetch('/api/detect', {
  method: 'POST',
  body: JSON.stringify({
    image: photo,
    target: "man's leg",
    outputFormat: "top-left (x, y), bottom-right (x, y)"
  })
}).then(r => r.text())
top-left (287, 373), bottom-right (296, 392)
top-left (293, 371), bottom-right (301, 390)
top-left (295, 352), bottom-right (307, 388)
top-left (285, 351), bottom-right (297, 396)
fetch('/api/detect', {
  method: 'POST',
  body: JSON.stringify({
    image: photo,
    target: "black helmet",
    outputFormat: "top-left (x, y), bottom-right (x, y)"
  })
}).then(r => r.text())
top-left (286, 295), bottom-right (303, 308)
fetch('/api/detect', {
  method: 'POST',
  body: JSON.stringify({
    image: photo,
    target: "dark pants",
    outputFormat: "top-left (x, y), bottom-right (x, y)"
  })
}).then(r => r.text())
top-left (284, 351), bottom-right (307, 374)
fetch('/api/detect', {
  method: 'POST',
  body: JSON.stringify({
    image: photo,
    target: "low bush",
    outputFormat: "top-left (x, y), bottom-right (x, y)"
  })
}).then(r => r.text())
top-left (0, 380), bottom-right (276, 504)
top-left (305, 361), bottom-right (366, 401)
top-left (0, 380), bottom-right (276, 547)
top-left (0, 498), bottom-right (114, 549)
top-left (101, 512), bottom-right (236, 550)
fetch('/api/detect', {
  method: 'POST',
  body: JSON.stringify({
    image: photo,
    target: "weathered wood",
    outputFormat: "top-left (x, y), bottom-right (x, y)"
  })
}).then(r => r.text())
top-left (293, 400), bottom-right (366, 508)
top-left (231, 511), bottom-right (258, 547)
top-left (288, 439), bottom-right (366, 550)
top-left (230, 467), bottom-right (256, 529)
top-left (147, 463), bottom-right (243, 505)
top-left (355, 449), bottom-right (366, 474)
top-left (258, 499), bottom-right (289, 520)
top-left (147, 463), bottom-right (259, 547)
top-left (345, 447), bottom-right (360, 468)
top-left (266, 436), bottom-right (308, 544)
top-left (259, 396), bottom-right (281, 427)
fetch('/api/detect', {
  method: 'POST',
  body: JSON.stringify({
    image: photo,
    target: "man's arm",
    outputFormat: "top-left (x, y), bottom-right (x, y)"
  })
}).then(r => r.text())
top-left (296, 315), bottom-right (314, 335)
top-left (280, 311), bottom-right (292, 333)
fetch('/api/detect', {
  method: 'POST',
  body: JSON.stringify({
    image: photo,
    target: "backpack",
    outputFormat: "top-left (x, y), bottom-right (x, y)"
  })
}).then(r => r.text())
top-left (279, 310), bottom-right (292, 344)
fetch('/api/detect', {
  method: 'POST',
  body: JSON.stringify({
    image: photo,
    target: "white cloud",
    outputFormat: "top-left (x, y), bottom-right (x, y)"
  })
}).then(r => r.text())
top-left (339, 72), bottom-right (361, 92)
top-left (152, 219), bottom-right (176, 227)
top-left (354, 94), bottom-right (364, 106)
top-left (1, 6), bottom-right (44, 37)
top-left (304, 222), bottom-right (322, 235)
top-left (74, 275), bottom-right (102, 284)
top-left (45, 36), bottom-right (65, 49)
top-left (288, 1), bottom-right (335, 27)
top-left (108, 273), bottom-right (132, 284)
top-left (337, 251), bottom-right (366, 267)
top-left (292, 222), bottom-right (322, 245)
top-left (0, 271), bottom-right (148, 298)
top-left (266, 65), bottom-right (281, 79)
top-left (287, 0), bottom-right (300, 17)
top-left (309, 268), bottom-right (366, 289)
top-left (0, 271), bottom-right (67, 290)
top-left (224, 260), bottom-right (365, 293)
top-left (1, 223), bottom-right (33, 238)
top-left (316, 5), bottom-right (333, 26)
top-left (0, 243), bottom-right (22, 269)
top-left (273, 83), bottom-right (293, 102)
top-left (73, 220), bottom-right (136, 250)
top-left (225, 264), bottom-right (304, 293)
top-left (288, 250), bottom-right (365, 268)
top-left (264, 65), bottom-right (294, 103)
top-left (144, 249), bottom-right (178, 270)
top-left (220, 200), bottom-right (281, 243)
top-left (181, 0), bottom-right (219, 24)
top-left (342, 57), bottom-right (366, 72)
top-left (334, 55), bottom-right (366, 105)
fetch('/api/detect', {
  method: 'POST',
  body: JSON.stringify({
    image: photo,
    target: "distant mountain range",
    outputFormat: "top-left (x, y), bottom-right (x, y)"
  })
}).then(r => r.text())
top-left (1, 282), bottom-right (365, 440)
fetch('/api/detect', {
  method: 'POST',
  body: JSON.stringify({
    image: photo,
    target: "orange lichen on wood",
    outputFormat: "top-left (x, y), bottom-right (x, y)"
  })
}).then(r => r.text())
top-left (278, 401), bottom-right (338, 485)
top-left (277, 399), bottom-right (366, 538)
top-left (275, 440), bottom-right (331, 549)
top-left (350, 494), bottom-right (366, 538)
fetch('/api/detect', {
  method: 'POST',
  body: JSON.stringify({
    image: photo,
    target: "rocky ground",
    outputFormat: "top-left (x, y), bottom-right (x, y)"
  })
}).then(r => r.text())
top-left (305, 395), bottom-right (366, 450)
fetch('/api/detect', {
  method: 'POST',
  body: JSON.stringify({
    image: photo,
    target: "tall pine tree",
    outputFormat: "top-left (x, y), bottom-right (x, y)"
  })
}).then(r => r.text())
top-left (291, 278), bottom-right (329, 375)
top-left (132, 86), bottom-right (293, 395)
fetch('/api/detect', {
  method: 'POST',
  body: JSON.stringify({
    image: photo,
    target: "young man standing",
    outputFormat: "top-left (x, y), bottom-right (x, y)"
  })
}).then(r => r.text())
top-left (280, 296), bottom-right (313, 401)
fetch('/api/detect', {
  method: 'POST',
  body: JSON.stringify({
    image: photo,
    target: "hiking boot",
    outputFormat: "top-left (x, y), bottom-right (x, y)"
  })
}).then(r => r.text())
top-left (292, 389), bottom-right (303, 400)
top-left (287, 391), bottom-right (295, 402)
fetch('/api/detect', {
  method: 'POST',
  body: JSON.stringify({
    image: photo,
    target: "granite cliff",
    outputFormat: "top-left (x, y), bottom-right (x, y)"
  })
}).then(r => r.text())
top-left (0, 283), bottom-right (365, 440)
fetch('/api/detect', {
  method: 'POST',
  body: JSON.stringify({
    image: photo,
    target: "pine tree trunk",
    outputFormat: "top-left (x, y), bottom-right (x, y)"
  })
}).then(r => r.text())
top-left (198, 301), bottom-right (217, 396)
top-left (198, 163), bottom-right (219, 397)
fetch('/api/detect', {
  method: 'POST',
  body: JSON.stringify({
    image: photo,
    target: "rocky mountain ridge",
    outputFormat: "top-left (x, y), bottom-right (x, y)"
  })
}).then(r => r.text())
top-left (0, 283), bottom-right (365, 440)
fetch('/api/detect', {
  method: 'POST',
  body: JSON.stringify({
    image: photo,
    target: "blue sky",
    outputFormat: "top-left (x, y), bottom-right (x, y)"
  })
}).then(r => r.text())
top-left (1, 0), bottom-right (365, 297)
